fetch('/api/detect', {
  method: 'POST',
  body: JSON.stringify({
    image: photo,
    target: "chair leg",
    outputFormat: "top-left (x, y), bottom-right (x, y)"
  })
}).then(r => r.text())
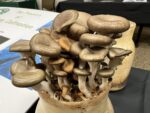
top-left (135, 25), bottom-right (143, 47)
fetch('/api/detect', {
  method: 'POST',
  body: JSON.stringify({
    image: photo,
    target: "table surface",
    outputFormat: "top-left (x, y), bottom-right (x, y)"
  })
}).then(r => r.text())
top-left (57, 1), bottom-right (150, 25)
top-left (27, 67), bottom-right (150, 113)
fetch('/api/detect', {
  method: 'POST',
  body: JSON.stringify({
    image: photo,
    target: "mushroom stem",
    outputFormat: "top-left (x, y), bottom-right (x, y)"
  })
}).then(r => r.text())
top-left (88, 62), bottom-right (99, 90)
top-left (62, 86), bottom-right (73, 101)
top-left (58, 77), bottom-right (64, 89)
top-left (99, 78), bottom-right (108, 90)
top-left (78, 76), bottom-right (92, 98)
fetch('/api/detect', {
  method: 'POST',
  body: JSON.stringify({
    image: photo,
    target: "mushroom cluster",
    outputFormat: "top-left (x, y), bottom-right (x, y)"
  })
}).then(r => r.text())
top-left (10, 10), bottom-right (132, 102)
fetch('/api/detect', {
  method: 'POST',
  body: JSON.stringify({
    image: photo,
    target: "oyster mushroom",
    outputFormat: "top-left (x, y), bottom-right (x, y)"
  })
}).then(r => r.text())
top-left (97, 68), bottom-right (114, 90)
top-left (87, 14), bottom-right (130, 34)
top-left (9, 40), bottom-right (35, 60)
top-left (73, 68), bottom-right (92, 98)
top-left (52, 10), bottom-right (79, 33)
top-left (12, 69), bottom-right (45, 87)
top-left (108, 47), bottom-right (132, 59)
top-left (80, 33), bottom-right (113, 47)
top-left (30, 33), bottom-right (61, 57)
top-left (10, 59), bottom-right (54, 97)
top-left (108, 47), bottom-right (132, 70)
top-left (79, 47), bottom-right (109, 90)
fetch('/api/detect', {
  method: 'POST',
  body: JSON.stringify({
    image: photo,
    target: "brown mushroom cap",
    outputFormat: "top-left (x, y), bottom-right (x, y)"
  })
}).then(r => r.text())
top-left (62, 59), bottom-right (74, 73)
top-left (58, 37), bottom-right (72, 52)
top-left (30, 33), bottom-right (61, 57)
top-left (87, 14), bottom-right (130, 34)
top-left (10, 59), bottom-right (35, 75)
top-left (52, 10), bottom-right (79, 33)
top-left (97, 68), bottom-right (114, 78)
top-left (79, 47), bottom-right (109, 62)
top-left (53, 70), bottom-right (68, 77)
top-left (73, 68), bottom-right (91, 76)
top-left (12, 69), bottom-right (45, 87)
top-left (80, 33), bottom-right (112, 46)
top-left (39, 28), bottom-right (51, 35)
top-left (9, 40), bottom-right (30, 52)
top-left (70, 42), bottom-right (83, 56)
top-left (108, 47), bottom-right (132, 59)
top-left (69, 23), bottom-right (89, 38)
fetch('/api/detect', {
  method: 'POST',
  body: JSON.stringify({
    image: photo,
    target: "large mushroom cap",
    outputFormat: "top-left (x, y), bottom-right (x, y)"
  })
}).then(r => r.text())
top-left (53, 70), bottom-right (68, 77)
top-left (12, 69), bottom-right (45, 87)
top-left (80, 33), bottom-right (112, 46)
top-left (9, 40), bottom-right (30, 52)
top-left (73, 68), bottom-right (91, 76)
top-left (52, 10), bottom-right (79, 33)
top-left (97, 68), bottom-right (114, 78)
top-left (30, 33), bottom-right (61, 57)
top-left (108, 47), bottom-right (132, 59)
top-left (79, 47), bottom-right (109, 62)
top-left (87, 14), bottom-right (130, 34)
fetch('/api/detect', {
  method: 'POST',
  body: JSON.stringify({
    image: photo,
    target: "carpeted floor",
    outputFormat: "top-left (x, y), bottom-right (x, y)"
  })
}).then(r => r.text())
top-left (132, 27), bottom-right (150, 71)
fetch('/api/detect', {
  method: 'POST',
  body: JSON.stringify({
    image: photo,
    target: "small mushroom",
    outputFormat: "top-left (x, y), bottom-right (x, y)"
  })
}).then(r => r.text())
top-left (87, 14), bottom-right (130, 34)
top-left (108, 47), bottom-right (132, 59)
top-left (97, 68), bottom-right (114, 90)
top-left (52, 70), bottom-right (69, 89)
top-left (62, 59), bottom-right (74, 73)
top-left (79, 47), bottom-right (109, 62)
top-left (73, 68), bottom-right (92, 98)
top-left (52, 10), bottom-right (79, 33)
top-left (30, 33), bottom-right (61, 57)
top-left (39, 28), bottom-right (51, 35)
top-left (80, 33), bottom-right (113, 47)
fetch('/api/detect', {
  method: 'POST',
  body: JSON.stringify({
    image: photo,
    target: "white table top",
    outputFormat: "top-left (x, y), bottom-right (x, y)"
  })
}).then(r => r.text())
top-left (0, 7), bottom-right (58, 113)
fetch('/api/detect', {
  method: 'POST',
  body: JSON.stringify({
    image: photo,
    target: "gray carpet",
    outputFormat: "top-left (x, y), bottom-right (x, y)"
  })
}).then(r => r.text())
top-left (132, 27), bottom-right (150, 71)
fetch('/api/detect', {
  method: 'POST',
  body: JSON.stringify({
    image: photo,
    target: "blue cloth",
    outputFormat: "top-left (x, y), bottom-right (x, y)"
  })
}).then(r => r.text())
top-left (0, 20), bottom-right (53, 79)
